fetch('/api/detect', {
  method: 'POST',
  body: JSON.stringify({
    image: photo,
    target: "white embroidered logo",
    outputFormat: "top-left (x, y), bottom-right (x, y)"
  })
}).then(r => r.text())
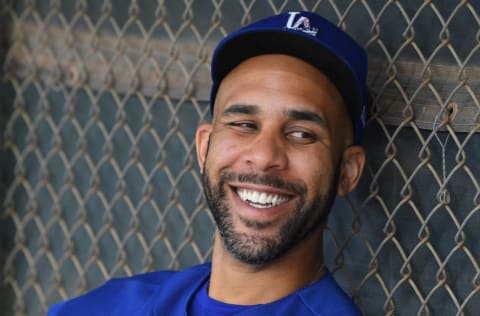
top-left (285, 12), bottom-right (318, 36)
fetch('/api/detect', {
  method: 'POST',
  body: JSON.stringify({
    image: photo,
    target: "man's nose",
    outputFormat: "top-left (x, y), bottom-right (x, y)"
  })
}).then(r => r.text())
top-left (243, 132), bottom-right (288, 172)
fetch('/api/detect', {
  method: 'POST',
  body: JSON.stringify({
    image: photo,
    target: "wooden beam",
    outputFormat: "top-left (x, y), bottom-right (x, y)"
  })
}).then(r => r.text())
top-left (6, 21), bottom-right (480, 132)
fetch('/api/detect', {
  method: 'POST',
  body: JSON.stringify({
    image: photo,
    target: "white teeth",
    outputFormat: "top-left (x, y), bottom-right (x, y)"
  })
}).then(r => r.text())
top-left (271, 195), bottom-right (278, 205)
top-left (251, 191), bottom-right (259, 202)
top-left (266, 194), bottom-right (273, 204)
top-left (237, 189), bottom-right (289, 208)
top-left (259, 193), bottom-right (267, 204)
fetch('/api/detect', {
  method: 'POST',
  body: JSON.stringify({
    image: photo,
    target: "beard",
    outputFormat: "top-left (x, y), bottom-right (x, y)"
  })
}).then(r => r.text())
top-left (202, 163), bottom-right (339, 266)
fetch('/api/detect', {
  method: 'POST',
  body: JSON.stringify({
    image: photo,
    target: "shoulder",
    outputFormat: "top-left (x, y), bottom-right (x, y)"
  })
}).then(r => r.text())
top-left (295, 271), bottom-right (362, 316)
top-left (245, 271), bottom-right (362, 316)
top-left (47, 263), bottom-right (212, 316)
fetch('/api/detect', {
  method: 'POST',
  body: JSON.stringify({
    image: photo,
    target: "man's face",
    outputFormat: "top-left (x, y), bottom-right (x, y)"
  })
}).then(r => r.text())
top-left (196, 54), bottom-right (362, 265)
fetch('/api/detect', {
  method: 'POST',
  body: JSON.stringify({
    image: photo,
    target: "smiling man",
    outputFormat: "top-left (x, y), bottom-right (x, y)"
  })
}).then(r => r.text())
top-left (49, 11), bottom-right (367, 316)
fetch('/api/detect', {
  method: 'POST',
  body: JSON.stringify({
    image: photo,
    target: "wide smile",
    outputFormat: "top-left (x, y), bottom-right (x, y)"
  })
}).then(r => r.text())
top-left (234, 187), bottom-right (292, 209)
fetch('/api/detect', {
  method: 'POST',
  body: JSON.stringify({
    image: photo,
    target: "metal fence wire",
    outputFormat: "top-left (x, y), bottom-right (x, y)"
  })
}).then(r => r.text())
top-left (1, 0), bottom-right (479, 315)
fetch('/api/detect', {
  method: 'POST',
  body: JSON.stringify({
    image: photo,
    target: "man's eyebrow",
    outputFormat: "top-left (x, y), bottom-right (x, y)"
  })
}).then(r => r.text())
top-left (285, 109), bottom-right (327, 127)
top-left (222, 104), bottom-right (260, 116)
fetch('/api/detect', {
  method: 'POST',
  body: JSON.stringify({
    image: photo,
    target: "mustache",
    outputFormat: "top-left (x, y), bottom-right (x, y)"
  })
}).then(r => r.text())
top-left (220, 172), bottom-right (307, 195)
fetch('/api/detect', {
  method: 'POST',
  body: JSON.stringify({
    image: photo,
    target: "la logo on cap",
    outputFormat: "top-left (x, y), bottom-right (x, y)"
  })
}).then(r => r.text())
top-left (285, 12), bottom-right (318, 36)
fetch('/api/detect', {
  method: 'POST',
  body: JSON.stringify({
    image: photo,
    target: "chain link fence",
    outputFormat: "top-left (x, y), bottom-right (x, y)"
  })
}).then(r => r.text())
top-left (1, 1), bottom-right (479, 315)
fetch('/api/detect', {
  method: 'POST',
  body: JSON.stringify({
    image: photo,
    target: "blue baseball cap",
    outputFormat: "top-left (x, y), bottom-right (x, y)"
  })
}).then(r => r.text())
top-left (210, 11), bottom-right (368, 144)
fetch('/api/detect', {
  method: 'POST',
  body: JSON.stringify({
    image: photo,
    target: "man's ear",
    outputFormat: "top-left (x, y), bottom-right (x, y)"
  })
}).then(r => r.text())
top-left (337, 145), bottom-right (366, 196)
top-left (195, 123), bottom-right (212, 174)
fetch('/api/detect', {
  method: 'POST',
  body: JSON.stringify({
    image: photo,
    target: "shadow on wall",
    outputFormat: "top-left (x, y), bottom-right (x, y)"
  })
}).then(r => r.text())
top-left (0, 14), bottom-right (16, 316)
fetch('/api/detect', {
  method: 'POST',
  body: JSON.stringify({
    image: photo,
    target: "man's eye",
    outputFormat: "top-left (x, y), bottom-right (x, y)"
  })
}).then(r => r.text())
top-left (229, 121), bottom-right (257, 131)
top-left (286, 130), bottom-right (317, 143)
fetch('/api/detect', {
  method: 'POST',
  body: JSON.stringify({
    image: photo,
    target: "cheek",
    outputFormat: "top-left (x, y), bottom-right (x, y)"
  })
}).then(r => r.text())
top-left (205, 133), bottom-right (246, 170)
top-left (289, 153), bottom-right (336, 192)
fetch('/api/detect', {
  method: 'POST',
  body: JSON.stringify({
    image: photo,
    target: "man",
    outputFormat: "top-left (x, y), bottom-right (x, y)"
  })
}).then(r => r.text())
top-left (49, 11), bottom-right (367, 315)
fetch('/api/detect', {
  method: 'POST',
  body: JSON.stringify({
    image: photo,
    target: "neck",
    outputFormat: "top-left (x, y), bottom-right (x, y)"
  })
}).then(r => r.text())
top-left (208, 228), bottom-right (325, 305)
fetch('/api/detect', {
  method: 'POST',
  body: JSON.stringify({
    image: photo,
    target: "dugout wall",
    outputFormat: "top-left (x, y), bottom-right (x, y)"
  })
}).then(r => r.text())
top-left (1, 1), bottom-right (479, 315)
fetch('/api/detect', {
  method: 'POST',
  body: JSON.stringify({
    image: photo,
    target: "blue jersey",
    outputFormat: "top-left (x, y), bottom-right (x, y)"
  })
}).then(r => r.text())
top-left (48, 263), bottom-right (362, 315)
